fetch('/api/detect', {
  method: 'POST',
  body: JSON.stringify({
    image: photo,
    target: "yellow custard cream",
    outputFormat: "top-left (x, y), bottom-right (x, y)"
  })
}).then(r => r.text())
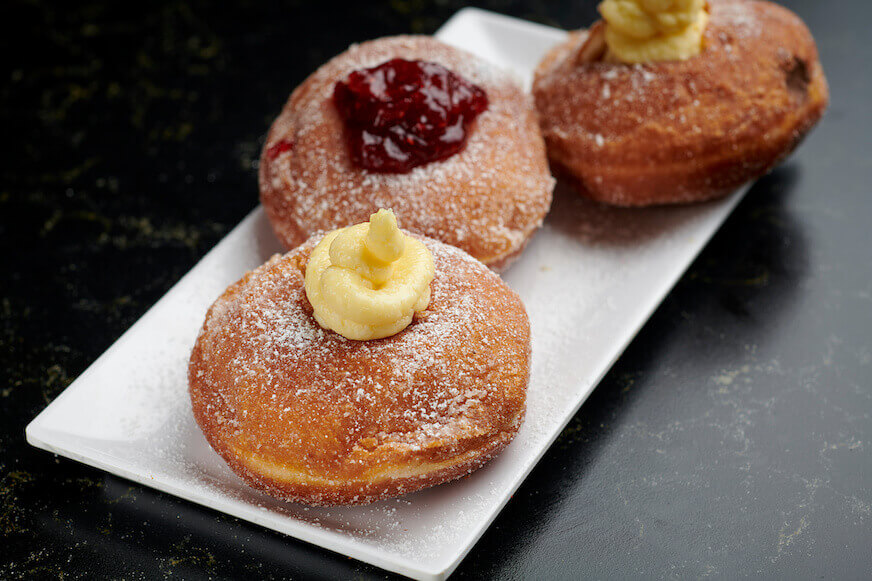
top-left (304, 209), bottom-right (435, 341)
top-left (599, 0), bottom-right (709, 64)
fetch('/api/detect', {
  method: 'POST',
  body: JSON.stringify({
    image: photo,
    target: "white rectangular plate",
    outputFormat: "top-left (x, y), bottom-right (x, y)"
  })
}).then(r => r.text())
top-left (26, 8), bottom-right (749, 581)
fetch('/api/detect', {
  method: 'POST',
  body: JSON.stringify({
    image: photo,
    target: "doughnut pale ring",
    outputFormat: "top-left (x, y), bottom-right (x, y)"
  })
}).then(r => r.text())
top-left (188, 233), bottom-right (530, 505)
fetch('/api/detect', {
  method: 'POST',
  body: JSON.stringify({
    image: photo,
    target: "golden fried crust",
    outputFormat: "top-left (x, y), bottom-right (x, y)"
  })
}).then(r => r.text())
top-left (532, 0), bottom-right (829, 206)
top-left (259, 35), bottom-right (554, 270)
top-left (188, 234), bottom-right (531, 505)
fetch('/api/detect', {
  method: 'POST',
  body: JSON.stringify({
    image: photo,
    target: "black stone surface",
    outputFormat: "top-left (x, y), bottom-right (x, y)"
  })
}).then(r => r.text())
top-left (1, 0), bottom-right (870, 579)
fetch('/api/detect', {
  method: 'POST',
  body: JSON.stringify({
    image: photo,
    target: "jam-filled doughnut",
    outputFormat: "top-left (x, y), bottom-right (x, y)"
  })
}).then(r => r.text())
top-left (532, 0), bottom-right (829, 206)
top-left (188, 221), bottom-right (530, 505)
top-left (259, 35), bottom-right (554, 271)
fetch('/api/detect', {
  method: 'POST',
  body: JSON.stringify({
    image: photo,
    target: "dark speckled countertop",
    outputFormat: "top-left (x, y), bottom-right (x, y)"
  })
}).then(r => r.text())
top-left (1, 0), bottom-right (870, 579)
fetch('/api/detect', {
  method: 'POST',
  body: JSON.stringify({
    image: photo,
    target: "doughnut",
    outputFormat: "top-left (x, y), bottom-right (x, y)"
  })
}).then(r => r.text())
top-left (532, 0), bottom-right (829, 206)
top-left (259, 35), bottom-right (554, 271)
top-left (188, 233), bottom-right (530, 505)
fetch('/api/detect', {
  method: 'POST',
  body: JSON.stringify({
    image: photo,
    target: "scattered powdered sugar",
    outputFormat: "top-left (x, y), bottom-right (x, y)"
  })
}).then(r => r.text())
top-left (716, 0), bottom-right (763, 37)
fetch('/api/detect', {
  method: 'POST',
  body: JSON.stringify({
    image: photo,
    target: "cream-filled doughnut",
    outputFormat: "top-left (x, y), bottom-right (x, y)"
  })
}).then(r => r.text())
top-left (532, 0), bottom-right (828, 206)
top-left (189, 225), bottom-right (530, 505)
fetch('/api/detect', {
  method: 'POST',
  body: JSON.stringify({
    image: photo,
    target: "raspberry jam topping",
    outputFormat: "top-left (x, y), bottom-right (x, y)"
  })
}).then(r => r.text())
top-left (266, 139), bottom-right (294, 160)
top-left (332, 59), bottom-right (489, 173)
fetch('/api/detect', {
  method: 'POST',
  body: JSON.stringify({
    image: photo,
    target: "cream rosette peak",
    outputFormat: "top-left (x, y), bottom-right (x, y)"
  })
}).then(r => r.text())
top-left (599, 0), bottom-right (709, 63)
top-left (304, 209), bottom-right (435, 341)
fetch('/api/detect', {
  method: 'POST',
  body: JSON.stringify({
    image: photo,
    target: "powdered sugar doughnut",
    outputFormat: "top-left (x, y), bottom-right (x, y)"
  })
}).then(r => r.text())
top-left (532, 0), bottom-right (828, 206)
top-left (259, 35), bottom-right (554, 271)
top-left (188, 233), bottom-right (530, 505)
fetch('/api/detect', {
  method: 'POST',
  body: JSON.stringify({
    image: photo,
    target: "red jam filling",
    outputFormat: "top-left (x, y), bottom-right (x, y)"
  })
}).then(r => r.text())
top-left (266, 139), bottom-right (294, 160)
top-left (332, 59), bottom-right (488, 173)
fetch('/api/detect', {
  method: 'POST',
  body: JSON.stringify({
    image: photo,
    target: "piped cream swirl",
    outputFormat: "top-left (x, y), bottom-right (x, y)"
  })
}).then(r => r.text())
top-left (304, 209), bottom-right (434, 341)
top-left (599, 0), bottom-right (709, 63)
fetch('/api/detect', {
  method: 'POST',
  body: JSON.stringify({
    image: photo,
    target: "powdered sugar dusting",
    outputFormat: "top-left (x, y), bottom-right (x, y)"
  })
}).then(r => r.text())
top-left (717, 0), bottom-right (763, 37)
